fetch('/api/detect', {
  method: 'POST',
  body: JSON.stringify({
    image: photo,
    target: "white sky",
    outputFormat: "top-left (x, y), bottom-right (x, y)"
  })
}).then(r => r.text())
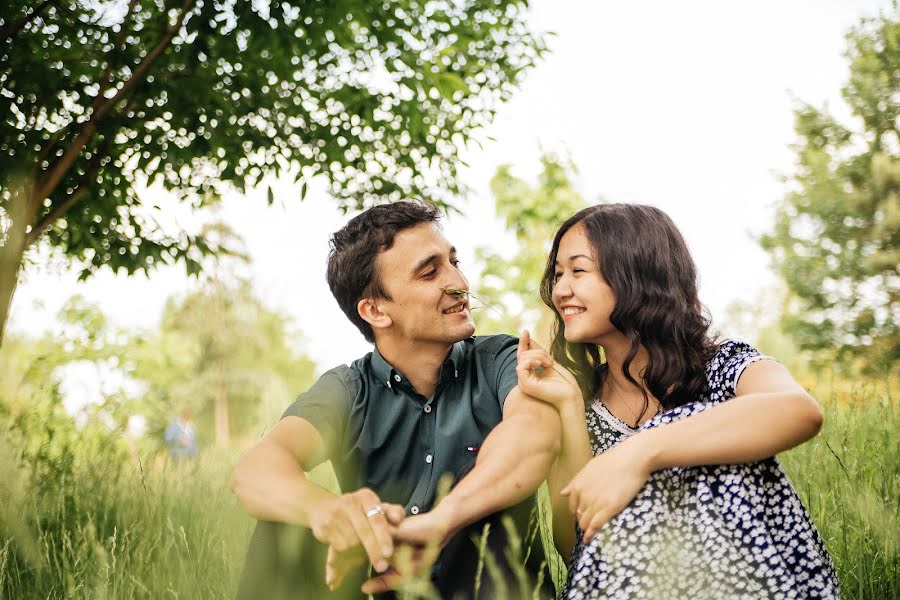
top-left (10, 0), bottom-right (892, 380)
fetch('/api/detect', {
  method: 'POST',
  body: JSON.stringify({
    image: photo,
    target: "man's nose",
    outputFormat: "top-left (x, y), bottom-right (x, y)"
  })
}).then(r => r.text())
top-left (446, 265), bottom-right (469, 291)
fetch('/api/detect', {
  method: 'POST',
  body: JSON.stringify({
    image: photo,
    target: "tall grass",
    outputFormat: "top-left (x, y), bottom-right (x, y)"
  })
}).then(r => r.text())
top-left (0, 388), bottom-right (896, 599)
top-left (778, 389), bottom-right (899, 599)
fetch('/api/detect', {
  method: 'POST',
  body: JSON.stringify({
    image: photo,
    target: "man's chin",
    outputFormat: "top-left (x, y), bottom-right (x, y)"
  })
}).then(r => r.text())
top-left (447, 321), bottom-right (476, 342)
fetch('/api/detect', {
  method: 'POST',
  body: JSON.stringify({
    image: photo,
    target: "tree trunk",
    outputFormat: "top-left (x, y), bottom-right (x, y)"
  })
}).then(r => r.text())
top-left (214, 387), bottom-right (230, 447)
top-left (0, 179), bottom-right (38, 346)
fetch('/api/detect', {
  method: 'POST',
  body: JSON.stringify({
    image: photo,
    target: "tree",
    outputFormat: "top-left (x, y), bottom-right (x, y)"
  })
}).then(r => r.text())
top-left (126, 278), bottom-right (317, 447)
top-left (760, 10), bottom-right (899, 376)
top-left (473, 153), bottom-right (586, 339)
top-left (0, 1), bottom-right (546, 344)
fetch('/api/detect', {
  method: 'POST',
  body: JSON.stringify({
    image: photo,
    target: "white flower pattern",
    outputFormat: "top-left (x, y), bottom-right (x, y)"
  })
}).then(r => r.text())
top-left (561, 340), bottom-right (839, 599)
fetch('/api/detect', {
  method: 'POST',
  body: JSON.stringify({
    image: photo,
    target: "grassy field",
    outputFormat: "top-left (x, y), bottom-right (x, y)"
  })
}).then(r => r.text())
top-left (0, 391), bottom-right (896, 599)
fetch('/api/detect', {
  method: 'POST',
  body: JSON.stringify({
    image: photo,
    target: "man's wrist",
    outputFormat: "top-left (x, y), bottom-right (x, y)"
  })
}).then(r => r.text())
top-left (432, 494), bottom-right (466, 538)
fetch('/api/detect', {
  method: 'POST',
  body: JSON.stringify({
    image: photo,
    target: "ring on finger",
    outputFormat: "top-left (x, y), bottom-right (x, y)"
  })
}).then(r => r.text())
top-left (365, 505), bottom-right (385, 518)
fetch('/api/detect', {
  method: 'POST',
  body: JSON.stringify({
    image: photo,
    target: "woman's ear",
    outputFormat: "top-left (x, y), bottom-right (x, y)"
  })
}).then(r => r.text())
top-left (358, 298), bottom-right (393, 333)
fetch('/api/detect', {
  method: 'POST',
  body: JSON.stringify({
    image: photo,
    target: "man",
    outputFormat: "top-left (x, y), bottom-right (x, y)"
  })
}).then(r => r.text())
top-left (231, 202), bottom-right (561, 599)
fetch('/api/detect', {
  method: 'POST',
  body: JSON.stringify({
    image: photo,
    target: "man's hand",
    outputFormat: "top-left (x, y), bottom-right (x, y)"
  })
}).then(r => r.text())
top-left (359, 510), bottom-right (450, 594)
top-left (324, 502), bottom-right (406, 590)
top-left (562, 436), bottom-right (653, 542)
top-left (307, 488), bottom-right (397, 586)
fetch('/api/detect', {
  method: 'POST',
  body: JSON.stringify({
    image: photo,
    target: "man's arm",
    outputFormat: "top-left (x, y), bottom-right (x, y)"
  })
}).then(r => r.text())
top-left (230, 416), bottom-right (398, 574)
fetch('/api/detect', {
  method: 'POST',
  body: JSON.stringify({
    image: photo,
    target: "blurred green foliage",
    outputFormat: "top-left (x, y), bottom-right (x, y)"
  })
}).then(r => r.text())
top-left (126, 278), bottom-right (318, 448)
top-left (473, 153), bottom-right (586, 339)
top-left (761, 9), bottom-right (899, 376)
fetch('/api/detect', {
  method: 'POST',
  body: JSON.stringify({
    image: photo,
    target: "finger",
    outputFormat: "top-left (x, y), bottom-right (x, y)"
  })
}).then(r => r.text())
top-left (517, 330), bottom-right (529, 357)
top-left (326, 544), bottom-right (366, 589)
top-left (362, 502), bottom-right (395, 559)
top-left (346, 499), bottom-right (388, 571)
top-left (583, 512), bottom-right (609, 543)
top-left (519, 350), bottom-right (553, 368)
top-left (382, 502), bottom-right (406, 526)
top-left (566, 485), bottom-right (581, 516)
top-left (527, 334), bottom-right (546, 352)
top-left (361, 569), bottom-right (403, 595)
top-left (325, 546), bottom-right (338, 589)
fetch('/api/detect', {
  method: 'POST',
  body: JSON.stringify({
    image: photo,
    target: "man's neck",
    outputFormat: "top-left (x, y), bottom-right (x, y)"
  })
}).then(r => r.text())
top-left (376, 337), bottom-right (454, 399)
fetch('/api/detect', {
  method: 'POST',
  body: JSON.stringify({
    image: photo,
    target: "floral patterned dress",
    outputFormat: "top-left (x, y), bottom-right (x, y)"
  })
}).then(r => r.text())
top-left (561, 340), bottom-right (839, 599)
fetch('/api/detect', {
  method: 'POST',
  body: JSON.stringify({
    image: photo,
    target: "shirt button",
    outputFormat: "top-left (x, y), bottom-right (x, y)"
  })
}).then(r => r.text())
top-left (393, 374), bottom-right (401, 382)
top-left (425, 454), bottom-right (433, 464)
top-left (410, 505), bottom-right (420, 515)
top-left (423, 404), bottom-right (432, 414)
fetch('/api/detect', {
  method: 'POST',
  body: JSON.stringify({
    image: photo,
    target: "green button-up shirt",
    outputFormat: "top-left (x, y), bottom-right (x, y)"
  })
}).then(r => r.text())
top-left (283, 334), bottom-right (519, 515)
top-left (273, 334), bottom-right (553, 598)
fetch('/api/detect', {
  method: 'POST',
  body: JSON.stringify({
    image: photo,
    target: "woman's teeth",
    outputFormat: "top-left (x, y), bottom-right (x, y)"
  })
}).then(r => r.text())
top-left (563, 307), bottom-right (585, 316)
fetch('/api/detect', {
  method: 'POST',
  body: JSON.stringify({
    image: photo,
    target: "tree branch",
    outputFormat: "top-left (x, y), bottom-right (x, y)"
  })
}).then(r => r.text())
top-left (31, 0), bottom-right (197, 213)
top-left (26, 90), bottom-right (140, 247)
top-left (25, 159), bottom-right (100, 247)
top-left (0, 0), bottom-right (57, 42)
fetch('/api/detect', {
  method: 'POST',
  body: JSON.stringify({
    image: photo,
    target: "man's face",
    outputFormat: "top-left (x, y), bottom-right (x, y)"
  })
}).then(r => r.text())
top-left (374, 222), bottom-right (475, 345)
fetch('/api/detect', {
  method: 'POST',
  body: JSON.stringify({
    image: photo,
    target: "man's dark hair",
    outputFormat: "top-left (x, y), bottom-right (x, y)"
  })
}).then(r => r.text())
top-left (327, 201), bottom-right (441, 343)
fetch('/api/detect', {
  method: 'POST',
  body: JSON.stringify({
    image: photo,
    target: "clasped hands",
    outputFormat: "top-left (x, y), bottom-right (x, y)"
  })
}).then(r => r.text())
top-left (311, 488), bottom-right (453, 594)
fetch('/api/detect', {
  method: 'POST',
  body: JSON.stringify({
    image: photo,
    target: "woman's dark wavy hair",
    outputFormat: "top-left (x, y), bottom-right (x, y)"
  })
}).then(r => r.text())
top-left (540, 204), bottom-right (719, 422)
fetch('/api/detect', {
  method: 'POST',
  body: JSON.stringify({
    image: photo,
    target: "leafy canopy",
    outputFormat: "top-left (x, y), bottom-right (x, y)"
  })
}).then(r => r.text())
top-left (0, 0), bottom-right (545, 278)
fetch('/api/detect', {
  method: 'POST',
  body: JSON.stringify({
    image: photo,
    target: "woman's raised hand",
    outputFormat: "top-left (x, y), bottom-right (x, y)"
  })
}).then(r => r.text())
top-left (516, 329), bottom-right (582, 411)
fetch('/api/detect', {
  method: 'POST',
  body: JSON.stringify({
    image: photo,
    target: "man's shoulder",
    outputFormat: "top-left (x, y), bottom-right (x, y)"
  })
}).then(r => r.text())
top-left (469, 334), bottom-right (519, 356)
top-left (312, 363), bottom-right (361, 396)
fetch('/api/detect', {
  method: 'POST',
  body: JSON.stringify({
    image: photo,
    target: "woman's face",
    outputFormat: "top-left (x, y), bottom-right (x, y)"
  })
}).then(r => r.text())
top-left (551, 223), bottom-right (617, 344)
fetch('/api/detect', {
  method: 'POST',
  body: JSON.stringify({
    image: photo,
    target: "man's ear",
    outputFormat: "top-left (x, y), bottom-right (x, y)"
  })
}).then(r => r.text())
top-left (358, 298), bottom-right (393, 333)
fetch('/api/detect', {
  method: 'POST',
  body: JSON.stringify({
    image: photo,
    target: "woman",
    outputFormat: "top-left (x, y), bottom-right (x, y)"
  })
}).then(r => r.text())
top-left (516, 204), bottom-right (838, 598)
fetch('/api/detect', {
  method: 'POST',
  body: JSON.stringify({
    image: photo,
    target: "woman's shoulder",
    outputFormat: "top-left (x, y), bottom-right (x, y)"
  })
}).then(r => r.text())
top-left (704, 339), bottom-right (772, 401)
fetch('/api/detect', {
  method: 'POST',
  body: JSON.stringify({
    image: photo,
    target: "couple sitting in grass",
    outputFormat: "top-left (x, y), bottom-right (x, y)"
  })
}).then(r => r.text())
top-left (230, 202), bottom-right (839, 599)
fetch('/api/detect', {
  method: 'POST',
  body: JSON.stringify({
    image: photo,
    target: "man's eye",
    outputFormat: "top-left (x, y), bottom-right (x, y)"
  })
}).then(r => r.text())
top-left (423, 270), bottom-right (437, 279)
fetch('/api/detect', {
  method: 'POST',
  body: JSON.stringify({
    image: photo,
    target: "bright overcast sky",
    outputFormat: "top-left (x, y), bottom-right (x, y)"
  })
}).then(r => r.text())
top-left (10, 0), bottom-right (892, 377)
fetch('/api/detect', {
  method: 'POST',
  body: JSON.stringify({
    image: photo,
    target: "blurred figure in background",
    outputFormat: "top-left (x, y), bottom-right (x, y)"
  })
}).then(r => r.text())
top-left (165, 409), bottom-right (197, 460)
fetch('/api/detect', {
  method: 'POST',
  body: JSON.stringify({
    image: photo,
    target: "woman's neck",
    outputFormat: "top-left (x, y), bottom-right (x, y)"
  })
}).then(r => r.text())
top-left (596, 334), bottom-right (660, 426)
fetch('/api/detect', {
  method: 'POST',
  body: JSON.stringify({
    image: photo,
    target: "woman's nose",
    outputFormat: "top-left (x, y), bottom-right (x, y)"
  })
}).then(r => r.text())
top-left (552, 275), bottom-right (572, 304)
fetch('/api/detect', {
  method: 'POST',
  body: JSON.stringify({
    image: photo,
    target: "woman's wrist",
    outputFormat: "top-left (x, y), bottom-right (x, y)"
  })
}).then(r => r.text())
top-left (618, 429), bottom-right (662, 474)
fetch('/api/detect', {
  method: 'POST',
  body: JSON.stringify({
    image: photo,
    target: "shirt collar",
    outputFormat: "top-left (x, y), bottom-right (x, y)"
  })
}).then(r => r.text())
top-left (372, 340), bottom-right (468, 393)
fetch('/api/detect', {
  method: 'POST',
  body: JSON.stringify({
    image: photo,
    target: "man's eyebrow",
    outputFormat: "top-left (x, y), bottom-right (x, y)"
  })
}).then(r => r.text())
top-left (411, 253), bottom-right (440, 275)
